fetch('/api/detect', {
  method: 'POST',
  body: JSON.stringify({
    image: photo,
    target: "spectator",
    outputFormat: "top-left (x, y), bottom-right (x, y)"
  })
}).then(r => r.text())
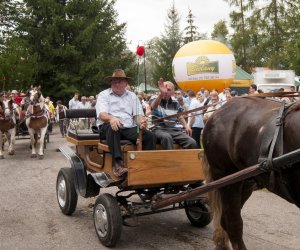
top-left (230, 90), bottom-right (238, 97)
top-left (188, 91), bottom-right (204, 148)
top-left (55, 100), bottom-right (68, 137)
top-left (88, 96), bottom-right (95, 106)
top-left (218, 88), bottom-right (231, 103)
top-left (177, 96), bottom-right (189, 122)
top-left (203, 92), bottom-right (222, 122)
top-left (45, 97), bottom-right (55, 133)
top-left (150, 78), bottom-right (197, 150)
top-left (11, 90), bottom-right (22, 106)
top-left (68, 93), bottom-right (80, 109)
top-left (249, 84), bottom-right (258, 95)
top-left (197, 92), bottom-right (206, 106)
top-left (203, 89), bottom-right (211, 105)
top-left (78, 96), bottom-right (90, 129)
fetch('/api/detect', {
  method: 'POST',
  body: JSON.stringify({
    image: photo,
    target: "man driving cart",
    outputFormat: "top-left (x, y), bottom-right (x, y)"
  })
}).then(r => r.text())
top-left (96, 69), bottom-right (156, 178)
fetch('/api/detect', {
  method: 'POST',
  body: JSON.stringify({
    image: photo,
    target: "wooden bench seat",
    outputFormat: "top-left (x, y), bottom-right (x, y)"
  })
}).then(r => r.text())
top-left (66, 129), bottom-right (99, 145)
top-left (67, 129), bottom-right (183, 150)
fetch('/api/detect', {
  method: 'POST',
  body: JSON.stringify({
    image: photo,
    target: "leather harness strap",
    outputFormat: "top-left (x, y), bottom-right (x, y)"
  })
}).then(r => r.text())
top-left (257, 101), bottom-right (300, 207)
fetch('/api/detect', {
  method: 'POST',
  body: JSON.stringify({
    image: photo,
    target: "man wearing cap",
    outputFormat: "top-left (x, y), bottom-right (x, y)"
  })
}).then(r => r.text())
top-left (96, 69), bottom-right (156, 178)
top-left (11, 90), bottom-right (22, 106)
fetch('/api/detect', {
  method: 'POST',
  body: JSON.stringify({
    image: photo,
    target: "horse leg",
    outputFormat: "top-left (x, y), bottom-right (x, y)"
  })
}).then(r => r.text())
top-left (0, 132), bottom-right (4, 159)
top-left (28, 128), bottom-right (37, 158)
top-left (210, 189), bottom-right (231, 250)
top-left (8, 128), bottom-right (16, 155)
top-left (38, 127), bottom-right (47, 159)
top-left (219, 183), bottom-right (248, 250)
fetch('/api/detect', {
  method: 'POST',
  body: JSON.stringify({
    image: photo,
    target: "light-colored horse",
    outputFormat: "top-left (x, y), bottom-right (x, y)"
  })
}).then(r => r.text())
top-left (25, 89), bottom-right (48, 159)
top-left (0, 99), bottom-right (17, 159)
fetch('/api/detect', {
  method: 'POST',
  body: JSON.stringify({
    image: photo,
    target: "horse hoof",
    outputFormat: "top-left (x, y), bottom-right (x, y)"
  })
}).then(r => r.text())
top-left (38, 155), bottom-right (44, 160)
top-left (8, 151), bottom-right (15, 155)
top-left (31, 154), bottom-right (37, 158)
top-left (0, 155), bottom-right (4, 159)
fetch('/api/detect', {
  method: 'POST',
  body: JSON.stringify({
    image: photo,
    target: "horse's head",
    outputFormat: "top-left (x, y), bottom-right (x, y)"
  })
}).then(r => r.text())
top-left (0, 100), bottom-right (13, 120)
top-left (30, 87), bottom-right (42, 104)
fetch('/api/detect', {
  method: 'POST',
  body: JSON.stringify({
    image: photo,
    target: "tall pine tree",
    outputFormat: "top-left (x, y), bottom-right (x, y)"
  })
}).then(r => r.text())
top-left (150, 3), bottom-right (183, 87)
top-left (16, 0), bottom-right (135, 98)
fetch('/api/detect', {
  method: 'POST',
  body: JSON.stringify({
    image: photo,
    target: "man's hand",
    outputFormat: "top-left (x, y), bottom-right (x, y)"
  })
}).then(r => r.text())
top-left (139, 117), bottom-right (148, 130)
top-left (185, 126), bottom-right (192, 136)
top-left (109, 116), bottom-right (123, 131)
top-left (158, 78), bottom-right (166, 95)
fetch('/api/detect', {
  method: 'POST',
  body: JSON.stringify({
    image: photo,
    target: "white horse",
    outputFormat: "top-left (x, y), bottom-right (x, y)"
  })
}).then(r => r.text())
top-left (0, 99), bottom-right (17, 159)
top-left (25, 89), bottom-right (48, 159)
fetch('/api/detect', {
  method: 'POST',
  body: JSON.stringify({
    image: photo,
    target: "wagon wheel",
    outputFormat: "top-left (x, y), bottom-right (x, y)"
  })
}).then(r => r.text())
top-left (94, 193), bottom-right (122, 247)
top-left (56, 168), bottom-right (78, 215)
top-left (184, 199), bottom-right (212, 227)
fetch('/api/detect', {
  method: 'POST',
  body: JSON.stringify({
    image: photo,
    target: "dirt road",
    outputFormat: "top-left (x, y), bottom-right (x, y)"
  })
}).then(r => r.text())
top-left (0, 125), bottom-right (299, 249)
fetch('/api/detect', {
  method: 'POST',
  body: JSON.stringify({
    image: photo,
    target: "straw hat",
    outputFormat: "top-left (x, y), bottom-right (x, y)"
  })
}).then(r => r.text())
top-left (104, 69), bottom-right (132, 84)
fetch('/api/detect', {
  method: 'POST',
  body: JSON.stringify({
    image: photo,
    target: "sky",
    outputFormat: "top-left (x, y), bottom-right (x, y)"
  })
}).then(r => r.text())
top-left (115, 0), bottom-right (231, 51)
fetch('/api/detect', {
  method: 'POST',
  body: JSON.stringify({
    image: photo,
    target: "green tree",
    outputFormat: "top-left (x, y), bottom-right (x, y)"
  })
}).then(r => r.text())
top-left (150, 3), bottom-right (183, 87)
top-left (0, 0), bottom-right (23, 50)
top-left (226, 0), bottom-right (257, 70)
top-left (256, 0), bottom-right (300, 69)
top-left (183, 9), bottom-right (201, 43)
top-left (211, 20), bottom-right (229, 44)
top-left (0, 37), bottom-right (37, 91)
top-left (14, 0), bottom-right (135, 99)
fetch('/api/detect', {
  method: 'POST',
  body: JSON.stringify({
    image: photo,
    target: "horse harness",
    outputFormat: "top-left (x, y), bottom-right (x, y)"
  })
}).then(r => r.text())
top-left (258, 100), bottom-right (300, 208)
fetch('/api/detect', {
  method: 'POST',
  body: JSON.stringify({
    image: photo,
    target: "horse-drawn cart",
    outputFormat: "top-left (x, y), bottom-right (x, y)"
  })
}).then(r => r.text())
top-left (56, 101), bottom-right (300, 248)
top-left (56, 109), bottom-right (211, 247)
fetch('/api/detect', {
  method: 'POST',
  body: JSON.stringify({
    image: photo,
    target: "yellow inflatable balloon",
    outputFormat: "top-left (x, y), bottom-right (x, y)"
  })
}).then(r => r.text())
top-left (172, 40), bottom-right (236, 93)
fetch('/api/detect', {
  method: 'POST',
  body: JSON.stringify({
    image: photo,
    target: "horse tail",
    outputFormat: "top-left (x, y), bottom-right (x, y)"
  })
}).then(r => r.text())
top-left (202, 153), bottom-right (230, 249)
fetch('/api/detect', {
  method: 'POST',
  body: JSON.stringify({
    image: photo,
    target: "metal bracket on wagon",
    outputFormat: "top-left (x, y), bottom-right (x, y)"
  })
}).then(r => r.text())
top-left (90, 172), bottom-right (114, 188)
top-left (59, 145), bottom-right (88, 197)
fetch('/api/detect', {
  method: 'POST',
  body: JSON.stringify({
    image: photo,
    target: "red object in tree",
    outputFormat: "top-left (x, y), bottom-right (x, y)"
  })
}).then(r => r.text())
top-left (136, 46), bottom-right (145, 56)
top-left (2, 75), bottom-right (6, 81)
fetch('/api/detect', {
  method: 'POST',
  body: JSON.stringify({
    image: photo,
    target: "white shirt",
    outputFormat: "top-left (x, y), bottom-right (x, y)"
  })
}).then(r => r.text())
top-left (188, 98), bottom-right (204, 128)
top-left (77, 101), bottom-right (91, 109)
top-left (68, 98), bottom-right (79, 109)
top-left (96, 88), bottom-right (144, 128)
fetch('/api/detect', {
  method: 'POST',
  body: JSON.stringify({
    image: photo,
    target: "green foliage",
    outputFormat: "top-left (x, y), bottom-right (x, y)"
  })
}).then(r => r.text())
top-left (149, 3), bottom-right (183, 88)
top-left (0, 37), bottom-right (37, 91)
top-left (183, 9), bottom-right (202, 43)
top-left (211, 20), bottom-right (229, 44)
top-left (1, 0), bottom-right (136, 100)
top-left (226, 0), bottom-right (300, 72)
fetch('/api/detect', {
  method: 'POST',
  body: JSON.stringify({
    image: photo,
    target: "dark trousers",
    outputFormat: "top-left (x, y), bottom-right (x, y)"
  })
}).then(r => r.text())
top-left (100, 123), bottom-right (156, 160)
top-left (58, 119), bottom-right (68, 136)
top-left (153, 127), bottom-right (198, 150)
top-left (191, 127), bottom-right (203, 149)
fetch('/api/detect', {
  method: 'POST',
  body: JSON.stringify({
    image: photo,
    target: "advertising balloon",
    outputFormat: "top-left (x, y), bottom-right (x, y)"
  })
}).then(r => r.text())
top-left (172, 40), bottom-right (236, 92)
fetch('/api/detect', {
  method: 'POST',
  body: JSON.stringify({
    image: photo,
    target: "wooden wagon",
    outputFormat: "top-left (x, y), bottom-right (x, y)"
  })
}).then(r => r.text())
top-left (56, 109), bottom-right (211, 247)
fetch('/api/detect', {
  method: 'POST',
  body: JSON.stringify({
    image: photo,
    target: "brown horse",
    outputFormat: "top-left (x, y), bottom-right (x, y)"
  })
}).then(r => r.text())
top-left (0, 99), bottom-right (17, 158)
top-left (202, 96), bottom-right (300, 250)
top-left (25, 89), bottom-right (48, 159)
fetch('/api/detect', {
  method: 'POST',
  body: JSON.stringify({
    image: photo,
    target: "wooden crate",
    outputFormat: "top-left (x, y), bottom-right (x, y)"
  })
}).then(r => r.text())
top-left (127, 149), bottom-right (205, 186)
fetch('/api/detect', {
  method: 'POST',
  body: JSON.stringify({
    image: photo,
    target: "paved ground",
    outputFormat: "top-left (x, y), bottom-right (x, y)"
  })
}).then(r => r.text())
top-left (0, 125), bottom-right (299, 250)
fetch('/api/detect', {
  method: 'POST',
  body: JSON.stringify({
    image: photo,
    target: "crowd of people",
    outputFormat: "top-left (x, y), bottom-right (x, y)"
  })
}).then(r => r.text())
top-left (1, 70), bottom-right (298, 179)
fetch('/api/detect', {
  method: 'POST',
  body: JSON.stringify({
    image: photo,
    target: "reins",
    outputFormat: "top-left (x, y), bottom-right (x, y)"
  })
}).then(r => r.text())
top-left (151, 92), bottom-right (300, 124)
